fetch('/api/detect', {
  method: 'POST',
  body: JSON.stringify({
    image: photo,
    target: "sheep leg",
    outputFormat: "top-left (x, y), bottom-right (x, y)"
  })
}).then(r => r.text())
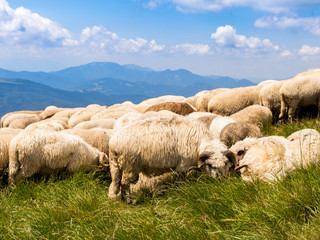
top-left (121, 171), bottom-right (139, 204)
top-left (108, 155), bottom-right (122, 200)
top-left (288, 103), bottom-right (298, 122)
top-left (279, 93), bottom-right (288, 120)
top-left (317, 98), bottom-right (320, 118)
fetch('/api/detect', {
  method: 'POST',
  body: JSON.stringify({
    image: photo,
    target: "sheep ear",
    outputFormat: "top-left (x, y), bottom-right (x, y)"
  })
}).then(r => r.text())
top-left (99, 153), bottom-right (109, 167)
top-left (222, 150), bottom-right (237, 167)
top-left (198, 151), bottom-right (212, 168)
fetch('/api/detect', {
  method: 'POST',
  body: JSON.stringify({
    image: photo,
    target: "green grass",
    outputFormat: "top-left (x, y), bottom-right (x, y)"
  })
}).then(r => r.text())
top-left (1, 118), bottom-right (320, 239)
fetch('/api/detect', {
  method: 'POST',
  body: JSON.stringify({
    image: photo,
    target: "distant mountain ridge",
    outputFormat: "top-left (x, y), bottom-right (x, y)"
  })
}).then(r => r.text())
top-left (0, 62), bottom-right (256, 116)
top-left (0, 62), bottom-right (255, 91)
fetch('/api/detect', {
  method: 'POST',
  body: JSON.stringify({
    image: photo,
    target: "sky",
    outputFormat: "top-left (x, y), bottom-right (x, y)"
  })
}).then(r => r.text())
top-left (2, 0), bottom-right (320, 80)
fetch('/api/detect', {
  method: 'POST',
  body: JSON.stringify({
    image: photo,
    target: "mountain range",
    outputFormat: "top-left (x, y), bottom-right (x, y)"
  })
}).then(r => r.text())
top-left (0, 62), bottom-right (255, 117)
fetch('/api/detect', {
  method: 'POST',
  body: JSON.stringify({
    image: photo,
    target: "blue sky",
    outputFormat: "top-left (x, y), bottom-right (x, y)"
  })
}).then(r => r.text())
top-left (2, 0), bottom-right (320, 80)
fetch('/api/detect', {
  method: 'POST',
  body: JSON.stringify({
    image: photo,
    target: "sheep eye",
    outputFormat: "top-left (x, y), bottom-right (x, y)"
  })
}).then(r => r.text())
top-left (237, 150), bottom-right (245, 156)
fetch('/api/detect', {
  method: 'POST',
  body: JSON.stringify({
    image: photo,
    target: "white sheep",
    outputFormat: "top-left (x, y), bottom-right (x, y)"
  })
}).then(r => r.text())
top-left (256, 79), bottom-right (278, 88)
top-left (1, 110), bottom-right (42, 128)
top-left (209, 116), bottom-right (236, 139)
top-left (230, 105), bottom-right (273, 128)
top-left (230, 133), bottom-right (320, 182)
top-left (259, 80), bottom-right (287, 120)
top-left (279, 69), bottom-right (320, 120)
top-left (139, 95), bottom-right (185, 106)
top-left (186, 112), bottom-right (219, 129)
top-left (73, 118), bottom-right (117, 130)
top-left (91, 108), bottom-right (137, 120)
top-left (196, 88), bottom-right (230, 112)
top-left (287, 128), bottom-right (320, 141)
top-left (3, 113), bottom-right (38, 128)
top-left (68, 104), bottom-right (105, 128)
top-left (220, 122), bottom-right (263, 147)
top-left (108, 118), bottom-right (236, 203)
top-left (25, 119), bottom-right (69, 131)
top-left (8, 130), bottom-right (109, 185)
top-left (208, 86), bottom-right (260, 116)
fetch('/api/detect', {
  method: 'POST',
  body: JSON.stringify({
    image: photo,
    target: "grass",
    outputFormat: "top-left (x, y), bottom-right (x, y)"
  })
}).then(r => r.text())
top-left (1, 118), bottom-right (320, 239)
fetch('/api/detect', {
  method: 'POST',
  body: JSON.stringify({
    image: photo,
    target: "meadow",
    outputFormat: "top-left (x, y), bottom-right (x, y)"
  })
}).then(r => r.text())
top-left (1, 118), bottom-right (320, 239)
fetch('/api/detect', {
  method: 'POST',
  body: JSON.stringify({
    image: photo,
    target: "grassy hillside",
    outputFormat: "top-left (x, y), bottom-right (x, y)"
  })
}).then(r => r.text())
top-left (1, 118), bottom-right (320, 239)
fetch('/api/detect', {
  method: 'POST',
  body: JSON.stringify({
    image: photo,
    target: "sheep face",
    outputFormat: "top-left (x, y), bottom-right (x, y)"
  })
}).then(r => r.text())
top-left (197, 150), bottom-right (236, 177)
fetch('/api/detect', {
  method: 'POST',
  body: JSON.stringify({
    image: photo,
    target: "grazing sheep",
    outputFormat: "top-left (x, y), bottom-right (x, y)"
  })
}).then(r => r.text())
top-left (108, 118), bottom-right (236, 203)
top-left (209, 116), bottom-right (236, 138)
top-left (1, 110), bottom-right (42, 128)
top-left (208, 86), bottom-right (260, 116)
top-left (279, 69), bottom-right (320, 120)
top-left (8, 130), bottom-right (109, 185)
top-left (186, 112), bottom-right (219, 129)
top-left (139, 95), bottom-right (185, 106)
top-left (63, 128), bottom-right (111, 156)
top-left (25, 119), bottom-right (69, 131)
top-left (8, 115), bottom-right (44, 129)
top-left (256, 80), bottom-right (278, 88)
top-left (91, 108), bottom-right (137, 120)
top-left (220, 122), bottom-right (263, 147)
top-left (113, 111), bottom-right (182, 130)
top-left (230, 105), bottom-right (272, 128)
top-left (68, 104), bottom-right (105, 128)
top-left (287, 128), bottom-right (320, 141)
top-left (144, 102), bottom-right (196, 116)
top-left (196, 88), bottom-right (229, 112)
top-left (50, 108), bottom-right (84, 123)
top-left (230, 134), bottom-right (320, 182)
top-left (39, 106), bottom-right (66, 120)
top-left (259, 80), bottom-right (287, 121)
top-left (0, 129), bottom-right (23, 175)
top-left (73, 118), bottom-right (116, 130)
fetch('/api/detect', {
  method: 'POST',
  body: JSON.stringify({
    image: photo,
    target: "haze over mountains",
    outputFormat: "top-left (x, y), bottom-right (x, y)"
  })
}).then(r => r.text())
top-left (0, 62), bottom-right (255, 117)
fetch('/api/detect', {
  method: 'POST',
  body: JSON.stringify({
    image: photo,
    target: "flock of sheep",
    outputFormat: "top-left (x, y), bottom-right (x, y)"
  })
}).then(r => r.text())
top-left (1, 69), bottom-right (320, 204)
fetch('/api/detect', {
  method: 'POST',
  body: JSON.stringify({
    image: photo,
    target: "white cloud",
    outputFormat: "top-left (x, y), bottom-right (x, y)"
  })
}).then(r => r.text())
top-left (280, 50), bottom-right (293, 57)
top-left (144, 0), bottom-right (320, 13)
top-left (299, 45), bottom-right (320, 56)
top-left (173, 43), bottom-right (211, 55)
top-left (255, 16), bottom-right (320, 35)
top-left (211, 25), bottom-right (280, 52)
top-left (79, 25), bottom-right (165, 53)
top-left (0, 0), bottom-right (77, 47)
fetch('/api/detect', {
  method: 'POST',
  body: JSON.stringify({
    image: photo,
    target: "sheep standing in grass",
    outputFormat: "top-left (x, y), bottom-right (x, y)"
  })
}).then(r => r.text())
top-left (279, 69), bottom-right (320, 121)
top-left (208, 86), bottom-right (260, 116)
top-left (259, 80), bottom-right (287, 121)
top-left (108, 119), bottom-right (236, 203)
top-left (230, 105), bottom-right (273, 128)
top-left (8, 130), bottom-right (109, 185)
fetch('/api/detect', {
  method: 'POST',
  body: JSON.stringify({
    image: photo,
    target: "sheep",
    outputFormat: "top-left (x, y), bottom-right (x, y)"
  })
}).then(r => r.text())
top-left (25, 119), bottom-right (69, 131)
top-left (256, 79), bottom-right (278, 88)
top-left (196, 88), bottom-right (229, 112)
top-left (68, 104), bottom-right (105, 128)
top-left (209, 116), bottom-right (236, 138)
top-left (113, 111), bottom-right (182, 130)
top-left (259, 80), bottom-right (287, 121)
top-left (186, 112), bottom-right (219, 129)
top-left (184, 90), bottom-right (210, 109)
top-left (287, 128), bottom-right (320, 141)
top-left (63, 128), bottom-right (111, 156)
top-left (208, 86), bottom-right (261, 116)
top-left (144, 102), bottom-right (196, 116)
top-left (1, 110), bottom-right (42, 128)
top-left (230, 134), bottom-right (320, 182)
top-left (91, 108), bottom-right (137, 120)
top-left (8, 130), bottom-right (109, 185)
top-left (108, 118), bottom-right (236, 203)
top-left (8, 114), bottom-right (46, 129)
top-left (2, 113), bottom-right (38, 128)
top-left (220, 122), bottom-right (263, 147)
top-left (139, 95), bottom-right (185, 106)
top-left (73, 118), bottom-right (116, 130)
top-left (279, 69), bottom-right (320, 120)
top-left (38, 106), bottom-right (66, 120)
top-left (49, 107), bottom-right (84, 124)
top-left (0, 129), bottom-right (23, 176)
top-left (230, 105), bottom-right (273, 128)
